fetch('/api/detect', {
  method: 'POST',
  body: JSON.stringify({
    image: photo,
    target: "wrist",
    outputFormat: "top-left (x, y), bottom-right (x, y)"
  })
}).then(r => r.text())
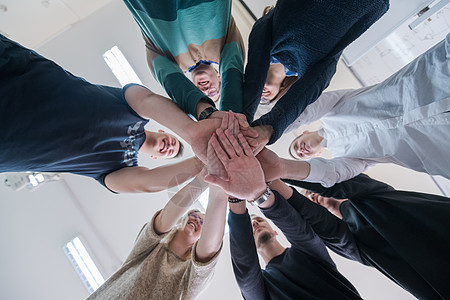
top-left (196, 100), bottom-right (214, 119)
top-left (228, 196), bottom-right (245, 203)
top-left (279, 158), bottom-right (288, 178)
top-left (198, 106), bottom-right (218, 120)
top-left (248, 184), bottom-right (271, 207)
top-left (256, 193), bottom-right (275, 209)
top-left (229, 200), bottom-right (247, 215)
top-left (283, 160), bottom-right (310, 180)
top-left (260, 125), bottom-right (274, 139)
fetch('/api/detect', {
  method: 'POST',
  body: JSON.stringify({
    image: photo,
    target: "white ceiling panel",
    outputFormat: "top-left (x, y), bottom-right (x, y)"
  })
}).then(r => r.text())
top-left (0, 0), bottom-right (112, 48)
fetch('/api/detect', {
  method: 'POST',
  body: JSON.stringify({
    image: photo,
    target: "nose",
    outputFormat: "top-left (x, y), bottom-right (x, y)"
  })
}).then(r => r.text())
top-left (192, 214), bottom-right (203, 226)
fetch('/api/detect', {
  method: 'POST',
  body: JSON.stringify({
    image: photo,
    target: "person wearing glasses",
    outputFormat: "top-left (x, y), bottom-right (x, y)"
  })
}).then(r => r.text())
top-left (88, 172), bottom-right (229, 300)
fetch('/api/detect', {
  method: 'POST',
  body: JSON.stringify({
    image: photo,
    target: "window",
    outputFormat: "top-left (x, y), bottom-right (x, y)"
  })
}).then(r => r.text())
top-left (103, 46), bottom-right (142, 86)
top-left (63, 236), bottom-right (105, 293)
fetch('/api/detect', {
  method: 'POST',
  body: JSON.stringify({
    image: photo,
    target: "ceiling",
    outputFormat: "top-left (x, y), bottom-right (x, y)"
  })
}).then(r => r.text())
top-left (0, 0), bottom-right (113, 48)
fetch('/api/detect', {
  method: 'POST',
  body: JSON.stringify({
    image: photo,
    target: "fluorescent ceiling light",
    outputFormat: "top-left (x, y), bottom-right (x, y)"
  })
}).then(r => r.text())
top-left (103, 46), bottom-right (142, 87)
top-left (63, 237), bottom-right (105, 293)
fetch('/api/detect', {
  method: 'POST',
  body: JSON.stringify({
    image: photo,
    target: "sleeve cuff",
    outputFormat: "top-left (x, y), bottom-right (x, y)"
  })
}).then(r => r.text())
top-left (304, 159), bottom-right (334, 188)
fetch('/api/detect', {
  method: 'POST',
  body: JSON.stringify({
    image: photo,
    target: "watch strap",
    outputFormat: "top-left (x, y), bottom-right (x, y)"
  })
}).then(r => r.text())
top-left (198, 106), bottom-right (218, 120)
top-left (249, 185), bottom-right (271, 206)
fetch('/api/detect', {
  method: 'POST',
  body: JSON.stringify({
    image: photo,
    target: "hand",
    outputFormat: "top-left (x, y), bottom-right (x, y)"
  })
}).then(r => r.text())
top-left (256, 147), bottom-right (284, 182)
top-left (210, 110), bottom-right (259, 138)
top-left (209, 110), bottom-right (250, 130)
top-left (186, 118), bottom-right (222, 163)
top-left (206, 136), bottom-right (229, 181)
top-left (204, 128), bottom-right (266, 200)
top-left (206, 111), bottom-right (237, 180)
top-left (245, 125), bottom-right (273, 155)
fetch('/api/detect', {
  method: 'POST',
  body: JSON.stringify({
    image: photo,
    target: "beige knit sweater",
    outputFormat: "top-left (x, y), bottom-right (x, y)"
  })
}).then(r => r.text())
top-left (87, 212), bottom-right (221, 300)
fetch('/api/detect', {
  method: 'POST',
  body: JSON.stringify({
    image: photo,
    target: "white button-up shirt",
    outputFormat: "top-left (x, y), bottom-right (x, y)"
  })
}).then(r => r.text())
top-left (285, 34), bottom-right (450, 187)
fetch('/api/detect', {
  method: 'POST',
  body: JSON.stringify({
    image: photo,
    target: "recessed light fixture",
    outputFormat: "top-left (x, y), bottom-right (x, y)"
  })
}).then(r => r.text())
top-left (103, 46), bottom-right (142, 87)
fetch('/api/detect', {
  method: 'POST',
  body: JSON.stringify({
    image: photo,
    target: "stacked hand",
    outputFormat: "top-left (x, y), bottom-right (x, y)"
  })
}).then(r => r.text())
top-left (203, 112), bottom-right (281, 200)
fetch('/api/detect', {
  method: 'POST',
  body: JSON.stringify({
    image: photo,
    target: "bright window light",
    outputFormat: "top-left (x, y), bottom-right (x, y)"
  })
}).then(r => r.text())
top-left (63, 237), bottom-right (105, 293)
top-left (103, 46), bottom-right (142, 87)
top-left (196, 188), bottom-right (229, 233)
top-left (198, 188), bottom-right (210, 210)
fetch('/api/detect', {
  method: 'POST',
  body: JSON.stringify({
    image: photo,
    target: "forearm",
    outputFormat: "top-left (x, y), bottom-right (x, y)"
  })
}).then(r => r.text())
top-left (286, 187), bottom-right (343, 234)
top-left (242, 19), bottom-right (272, 123)
top-left (219, 68), bottom-right (244, 113)
top-left (261, 191), bottom-right (331, 263)
top-left (219, 42), bottom-right (244, 113)
top-left (280, 158), bottom-right (311, 181)
top-left (269, 179), bottom-right (293, 199)
top-left (281, 179), bottom-right (328, 194)
top-left (125, 85), bottom-right (197, 143)
top-left (228, 209), bottom-right (267, 300)
top-left (253, 55), bottom-right (341, 144)
top-left (286, 188), bottom-right (362, 262)
top-left (104, 157), bottom-right (203, 193)
top-left (229, 199), bottom-right (246, 215)
top-left (196, 185), bottom-right (227, 263)
top-left (302, 157), bottom-right (370, 188)
top-left (156, 175), bottom-right (209, 234)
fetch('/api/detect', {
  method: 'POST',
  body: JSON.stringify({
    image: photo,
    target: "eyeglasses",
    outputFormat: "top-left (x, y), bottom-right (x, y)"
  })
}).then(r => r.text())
top-left (188, 212), bottom-right (204, 225)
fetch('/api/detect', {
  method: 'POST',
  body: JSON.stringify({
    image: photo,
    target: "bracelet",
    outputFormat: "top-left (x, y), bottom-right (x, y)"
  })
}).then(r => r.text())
top-left (248, 184), bottom-right (272, 206)
top-left (198, 106), bottom-right (218, 120)
top-left (228, 197), bottom-right (245, 204)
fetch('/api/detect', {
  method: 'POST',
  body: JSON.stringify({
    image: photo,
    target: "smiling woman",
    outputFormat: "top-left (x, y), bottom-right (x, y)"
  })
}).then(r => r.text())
top-left (87, 175), bottom-right (229, 300)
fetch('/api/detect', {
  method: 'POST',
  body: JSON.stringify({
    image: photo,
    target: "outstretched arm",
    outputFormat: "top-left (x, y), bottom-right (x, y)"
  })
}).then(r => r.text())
top-left (218, 16), bottom-right (245, 113)
top-left (196, 136), bottom-right (234, 263)
top-left (228, 203), bottom-right (269, 300)
top-left (195, 185), bottom-right (228, 263)
top-left (284, 173), bottom-right (395, 200)
top-left (242, 13), bottom-right (272, 123)
top-left (295, 157), bottom-right (372, 188)
top-left (256, 147), bottom-right (372, 188)
top-left (154, 174), bottom-right (208, 234)
top-left (252, 54), bottom-right (341, 144)
top-left (124, 85), bottom-right (223, 162)
top-left (270, 180), bottom-right (362, 262)
top-left (104, 157), bottom-right (203, 193)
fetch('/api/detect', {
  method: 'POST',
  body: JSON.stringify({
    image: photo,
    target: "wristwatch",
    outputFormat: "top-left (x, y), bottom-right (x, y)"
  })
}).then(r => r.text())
top-left (198, 106), bottom-right (218, 120)
top-left (249, 185), bottom-right (272, 206)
